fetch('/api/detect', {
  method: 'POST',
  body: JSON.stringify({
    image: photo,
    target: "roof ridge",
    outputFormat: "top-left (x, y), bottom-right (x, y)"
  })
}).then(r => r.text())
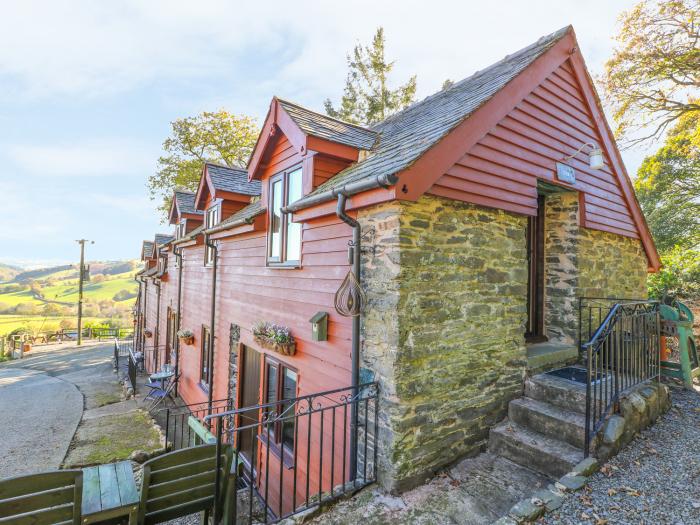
top-left (205, 162), bottom-right (247, 173)
top-left (372, 25), bottom-right (571, 131)
top-left (276, 97), bottom-right (377, 135)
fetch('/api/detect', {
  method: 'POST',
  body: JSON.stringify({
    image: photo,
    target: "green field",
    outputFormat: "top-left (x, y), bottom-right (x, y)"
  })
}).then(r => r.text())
top-left (0, 261), bottom-right (139, 336)
top-left (0, 315), bottom-right (115, 336)
top-left (41, 271), bottom-right (138, 303)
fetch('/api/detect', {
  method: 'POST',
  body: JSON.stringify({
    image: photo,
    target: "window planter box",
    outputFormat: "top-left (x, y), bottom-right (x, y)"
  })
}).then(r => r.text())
top-left (179, 335), bottom-right (194, 346)
top-left (254, 335), bottom-right (296, 356)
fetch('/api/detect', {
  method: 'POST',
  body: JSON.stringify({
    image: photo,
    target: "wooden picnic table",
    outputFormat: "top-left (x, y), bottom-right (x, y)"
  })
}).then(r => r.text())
top-left (82, 461), bottom-right (139, 524)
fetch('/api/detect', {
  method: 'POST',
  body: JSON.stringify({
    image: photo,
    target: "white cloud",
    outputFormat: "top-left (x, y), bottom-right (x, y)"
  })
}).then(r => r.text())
top-left (0, 0), bottom-right (633, 101)
top-left (5, 140), bottom-right (153, 177)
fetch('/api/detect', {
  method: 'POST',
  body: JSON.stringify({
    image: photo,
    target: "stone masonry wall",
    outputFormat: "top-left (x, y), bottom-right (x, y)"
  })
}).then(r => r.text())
top-left (359, 195), bottom-right (528, 492)
top-left (544, 192), bottom-right (648, 345)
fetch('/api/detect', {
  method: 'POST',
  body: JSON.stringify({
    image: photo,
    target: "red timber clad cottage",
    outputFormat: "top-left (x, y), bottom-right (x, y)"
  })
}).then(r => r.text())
top-left (134, 25), bottom-right (660, 513)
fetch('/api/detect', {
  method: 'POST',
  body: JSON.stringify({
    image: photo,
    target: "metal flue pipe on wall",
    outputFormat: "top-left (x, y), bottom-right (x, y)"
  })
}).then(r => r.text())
top-left (153, 278), bottom-right (162, 372)
top-left (335, 193), bottom-right (361, 480)
top-left (174, 247), bottom-right (184, 397)
top-left (204, 234), bottom-right (219, 418)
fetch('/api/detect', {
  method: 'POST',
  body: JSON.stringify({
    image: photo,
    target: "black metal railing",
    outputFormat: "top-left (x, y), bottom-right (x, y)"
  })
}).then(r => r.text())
top-left (204, 382), bottom-right (379, 524)
top-left (113, 338), bottom-right (133, 369)
top-left (141, 344), bottom-right (170, 374)
top-left (582, 301), bottom-right (661, 456)
top-left (578, 297), bottom-right (645, 350)
top-left (128, 349), bottom-right (138, 395)
top-left (159, 398), bottom-right (233, 451)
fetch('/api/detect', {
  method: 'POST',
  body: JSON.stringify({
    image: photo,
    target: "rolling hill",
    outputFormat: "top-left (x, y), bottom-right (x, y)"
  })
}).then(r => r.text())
top-left (0, 260), bottom-right (140, 336)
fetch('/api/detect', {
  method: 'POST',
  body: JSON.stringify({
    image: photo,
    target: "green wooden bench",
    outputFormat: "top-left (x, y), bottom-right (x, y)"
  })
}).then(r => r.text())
top-left (138, 443), bottom-right (233, 525)
top-left (0, 470), bottom-right (83, 525)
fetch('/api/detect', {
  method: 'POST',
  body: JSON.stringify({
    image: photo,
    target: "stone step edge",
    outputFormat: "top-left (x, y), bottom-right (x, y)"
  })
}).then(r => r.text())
top-left (493, 457), bottom-right (600, 525)
top-left (509, 397), bottom-right (586, 448)
top-left (489, 421), bottom-right (583, 478)
top-left (524, 376), bottom-right (587, 414)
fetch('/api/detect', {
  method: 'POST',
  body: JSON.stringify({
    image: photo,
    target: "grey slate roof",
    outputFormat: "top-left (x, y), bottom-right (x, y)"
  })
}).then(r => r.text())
top-left (293, 27), bottom-right (569, 208)
top-left (143, 266), bottom-right (159, 278)
top-left (278, 99), bottom-right (378, 150)
top-left (215, 200), bottom-right (266, 231)
top-left (174, 190), bottom-right (202, 216)
top-left (207, 164), bottom-right (261, 196)
top-left (142, 241), bottom-right (154, 259)
top-left (155, 234), bottom-right (173, 246)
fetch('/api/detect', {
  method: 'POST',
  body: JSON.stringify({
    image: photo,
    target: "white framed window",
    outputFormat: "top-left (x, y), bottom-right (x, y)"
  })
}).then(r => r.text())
top-left (268, 166), bottom-right (302, 266)
top-left (177, 220), bottom-right (187, 239)
top-left (205, 205), bottom-right (220, 266)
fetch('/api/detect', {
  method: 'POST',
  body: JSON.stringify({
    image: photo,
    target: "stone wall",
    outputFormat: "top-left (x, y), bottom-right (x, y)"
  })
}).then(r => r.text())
top-left (544, 192), bottom-right (648, 345)
top-left (358, 191), bottom-right (650, 493)
top-left (359, 195), bottom-right (529, 492)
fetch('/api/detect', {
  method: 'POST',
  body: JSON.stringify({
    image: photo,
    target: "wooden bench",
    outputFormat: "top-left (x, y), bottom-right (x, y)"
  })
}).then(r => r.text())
top-left (139, 443), bottom-right (233, 524)
top-left (0, 469), bottom-right (83, 525)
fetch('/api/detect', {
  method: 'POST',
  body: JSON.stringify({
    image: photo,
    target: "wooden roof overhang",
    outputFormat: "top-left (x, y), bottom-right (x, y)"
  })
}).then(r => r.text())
top-left (284, 29), bottom-right (659, 271)
top-left (247, 98), bottom-right (364, 182)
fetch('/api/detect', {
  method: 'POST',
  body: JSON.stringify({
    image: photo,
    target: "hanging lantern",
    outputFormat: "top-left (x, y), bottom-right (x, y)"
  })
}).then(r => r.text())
top-left (334, 270), bottom-right (366, 317)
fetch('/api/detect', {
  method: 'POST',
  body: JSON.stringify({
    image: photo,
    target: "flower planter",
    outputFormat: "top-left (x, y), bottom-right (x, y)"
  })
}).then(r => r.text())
top-left (254, 335), bottom-right (296, 356)
top-left (144, 330), bottom-right (153, 339)
top-left (179, 335), bottom-right (194, 346)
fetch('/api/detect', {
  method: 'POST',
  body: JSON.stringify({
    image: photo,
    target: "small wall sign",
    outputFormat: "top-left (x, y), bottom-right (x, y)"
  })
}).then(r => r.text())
top-left (556, 162), bottom-right (576, 185)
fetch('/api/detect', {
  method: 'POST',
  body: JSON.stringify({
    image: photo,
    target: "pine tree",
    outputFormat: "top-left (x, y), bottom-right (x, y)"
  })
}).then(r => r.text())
top-left (324, 27), bottom-right (417, 126)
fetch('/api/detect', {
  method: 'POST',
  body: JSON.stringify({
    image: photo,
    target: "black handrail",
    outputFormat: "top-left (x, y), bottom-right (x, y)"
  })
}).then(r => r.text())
top-left (582, 300), bottom-right (661, 456)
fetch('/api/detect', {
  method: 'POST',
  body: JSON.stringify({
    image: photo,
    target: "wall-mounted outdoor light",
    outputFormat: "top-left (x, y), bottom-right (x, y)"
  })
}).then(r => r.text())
top-left (309, 311), bottom-right (328, 342)
top-left (562, 142), bottom-right (604, 170)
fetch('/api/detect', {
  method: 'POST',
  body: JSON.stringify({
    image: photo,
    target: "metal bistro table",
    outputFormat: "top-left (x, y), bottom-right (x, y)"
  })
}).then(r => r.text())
top-left (82, 461), bottom-right (139, 524)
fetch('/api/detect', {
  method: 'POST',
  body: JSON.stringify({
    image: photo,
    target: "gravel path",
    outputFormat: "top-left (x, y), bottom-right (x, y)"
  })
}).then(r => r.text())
top-left (541, 385), bottom-right (700, 525)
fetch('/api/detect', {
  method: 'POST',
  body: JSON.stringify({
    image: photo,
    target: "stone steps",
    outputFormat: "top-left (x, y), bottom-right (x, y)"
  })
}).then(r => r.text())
top-left (489, 421), bottom-right (583, 479)
top-left (524, 374), bottom-right (587, 414)
top-left (509, 397), bottom-right (586, 449)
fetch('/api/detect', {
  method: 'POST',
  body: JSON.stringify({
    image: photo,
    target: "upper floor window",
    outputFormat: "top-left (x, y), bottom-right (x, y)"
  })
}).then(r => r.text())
top-left (268, 166), bottom-right (302, 266)
top-left (205, 205), bottom-right (220, 266)
top-left (157, 255), bottom-right (167, 274)
top-left (177, 220), bottom-right (187, 239)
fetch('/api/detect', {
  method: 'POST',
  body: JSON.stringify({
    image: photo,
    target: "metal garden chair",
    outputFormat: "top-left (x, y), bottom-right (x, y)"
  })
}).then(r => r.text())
top-left (0, 469), bottom-right (83, 525)
top-left (137, 443), bottom-right (233, 525)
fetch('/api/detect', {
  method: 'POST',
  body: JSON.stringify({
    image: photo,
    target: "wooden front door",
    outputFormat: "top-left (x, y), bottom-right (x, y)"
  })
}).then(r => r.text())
top-left (238, 345), bottom-right (262, 466)
top-left (526, 195), bottom-right (546, 342)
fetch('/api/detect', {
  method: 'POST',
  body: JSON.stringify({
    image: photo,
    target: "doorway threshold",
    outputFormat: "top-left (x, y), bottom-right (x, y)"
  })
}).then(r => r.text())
top-left (527, 342), bottom-right (578, 371)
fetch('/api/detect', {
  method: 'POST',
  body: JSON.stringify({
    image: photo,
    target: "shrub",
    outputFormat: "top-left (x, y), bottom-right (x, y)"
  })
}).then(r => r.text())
top-left (648, 247), bottom-right (700, 299)
top-left (113, 289), bottom-right (136, 302)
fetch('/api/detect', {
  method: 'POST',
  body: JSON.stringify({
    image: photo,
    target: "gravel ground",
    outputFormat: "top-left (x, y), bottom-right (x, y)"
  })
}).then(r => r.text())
top-left (541, 384), bottom-right (700, 525)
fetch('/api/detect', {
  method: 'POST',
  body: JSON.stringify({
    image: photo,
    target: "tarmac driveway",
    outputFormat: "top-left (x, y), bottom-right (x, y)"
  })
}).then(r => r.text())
top-left (0, 367), bottom-right (83, 478)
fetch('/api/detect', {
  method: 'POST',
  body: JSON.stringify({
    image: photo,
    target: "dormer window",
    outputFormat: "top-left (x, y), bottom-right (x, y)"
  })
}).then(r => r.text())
top-left (158, 255), bottom-right (167, 274)
top-left (205, 204), bottom-right (220, 267)
top-left (268, 166), bottom-right (302, 266)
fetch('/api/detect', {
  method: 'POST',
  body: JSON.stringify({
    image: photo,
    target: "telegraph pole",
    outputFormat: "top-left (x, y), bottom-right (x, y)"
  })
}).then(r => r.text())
top-left (76, 239), bottom-right (93, 346)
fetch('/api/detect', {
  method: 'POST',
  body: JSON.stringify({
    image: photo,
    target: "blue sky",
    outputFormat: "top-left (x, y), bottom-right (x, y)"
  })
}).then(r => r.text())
top-left (0, 0), bottom-right (654, 267)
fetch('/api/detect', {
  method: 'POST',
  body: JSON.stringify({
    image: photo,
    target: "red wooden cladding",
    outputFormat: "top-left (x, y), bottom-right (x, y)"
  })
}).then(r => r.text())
top-left (429, 58), bottom-right (639, 239)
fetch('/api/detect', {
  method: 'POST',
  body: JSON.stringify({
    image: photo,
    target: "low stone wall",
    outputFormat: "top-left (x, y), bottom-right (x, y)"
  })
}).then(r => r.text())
top-left (595, 381), bottom-right (671, 461)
